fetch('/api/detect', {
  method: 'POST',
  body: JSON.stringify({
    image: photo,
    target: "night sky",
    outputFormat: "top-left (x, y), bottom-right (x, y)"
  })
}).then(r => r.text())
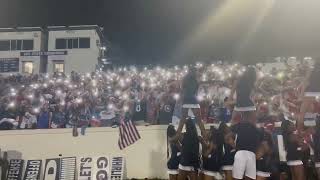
top-left (1, 0), bottom-right (320, 64)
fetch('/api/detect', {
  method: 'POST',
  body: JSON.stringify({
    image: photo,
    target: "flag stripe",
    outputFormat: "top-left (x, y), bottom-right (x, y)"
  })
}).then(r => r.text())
top-left (118, 119), bottom-right (141, 150)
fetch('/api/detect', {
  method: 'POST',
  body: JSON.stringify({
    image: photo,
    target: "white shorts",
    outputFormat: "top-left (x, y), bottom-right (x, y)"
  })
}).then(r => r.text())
top-left (182, 104), bottom-right (200, 109)
top-left (305, 92), bottom-right (320, 97)
top-left (316, 162), bottom-right (320, 168)
top-left (257, 171), bottom-right (271, 178)
top-left (234, 106), bottom-right (256, 112)
top-left (232, 150), bottom-right (256, 179)
top-left (221, 165), bottom-right (233, 171)
top-left (287, 160), bottom-right (303, 166)
top-left (202, 170), bottom-right (223, 179)
top-left (179, 164), bottom-right (195, 172)
top-left (168, 169), bottom-right (179, 175)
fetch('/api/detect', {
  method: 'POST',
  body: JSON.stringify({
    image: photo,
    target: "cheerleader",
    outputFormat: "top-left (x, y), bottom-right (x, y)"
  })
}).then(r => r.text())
top-left (229, 66), bottom-right (257, 125)
top-left (167, 125), bottom-right (182, 180)
top-left (256, 128), bottom-right (274, 180)
top-left (200, 126), bottom-right (223, 180)
top-left (172, 117), bottom-right (200, 180)
top-left (176, 67), bottom-right (206, 138)
top-left (281, 120), bottom-right (309, 180)
top-left (313, 118), bottom-right (320, 180)
top-left (298, 62), bottom-right (320, 132)
top-left (218, 122), bottom-right (236, 180)
top-left (232, 111), bottom-right (262, 180)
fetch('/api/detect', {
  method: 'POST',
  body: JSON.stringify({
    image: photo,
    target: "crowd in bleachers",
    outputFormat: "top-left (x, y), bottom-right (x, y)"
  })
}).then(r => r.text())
top-left (0, 59), bottom-right (315, 130)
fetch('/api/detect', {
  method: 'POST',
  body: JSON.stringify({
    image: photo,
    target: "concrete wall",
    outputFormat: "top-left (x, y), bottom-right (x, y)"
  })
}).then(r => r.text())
top-left (0, 31), bottom-right (43, 74)
top-left (0, 126), bottom-right (168, 179)
top-left (47, 29), bottom-right (101, 74)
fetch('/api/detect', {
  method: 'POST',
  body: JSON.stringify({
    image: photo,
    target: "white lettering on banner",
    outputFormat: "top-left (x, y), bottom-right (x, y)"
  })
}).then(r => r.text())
top-left (23, 160), bottom-right (42, 180)
top-left (78, 157), bottom-right (93, 180)
top-left (110, 157), bottom-right (124, 180)
top-left (78, 156), bottom-right (125, 180)
top-left (7, 159), bottom-right (24, 180)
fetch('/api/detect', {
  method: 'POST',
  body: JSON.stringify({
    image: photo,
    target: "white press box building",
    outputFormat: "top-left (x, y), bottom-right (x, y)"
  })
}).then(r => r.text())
top-left (0, 25), bottom-right (106, 75)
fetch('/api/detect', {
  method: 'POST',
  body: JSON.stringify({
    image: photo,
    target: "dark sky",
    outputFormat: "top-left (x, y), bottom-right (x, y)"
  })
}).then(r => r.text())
top-left (1, 0), bottom-right (320, 64)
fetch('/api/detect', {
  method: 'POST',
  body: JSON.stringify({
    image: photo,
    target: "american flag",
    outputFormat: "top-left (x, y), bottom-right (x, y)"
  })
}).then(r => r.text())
top-left (118, 118), bottom-right (141, 150)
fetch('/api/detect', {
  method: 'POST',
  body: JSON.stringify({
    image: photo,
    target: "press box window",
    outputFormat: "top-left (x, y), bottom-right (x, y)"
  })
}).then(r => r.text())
top-left (22, 62), bottom-right (34, 74)
top-left (0, 40), bottom-right (10, 51)
top-left (22, 40), bottom-right (34, 50)
top-left (56, 39), bottom-right (67, 49)
top-left (79, 38), bottom-right (90, 48)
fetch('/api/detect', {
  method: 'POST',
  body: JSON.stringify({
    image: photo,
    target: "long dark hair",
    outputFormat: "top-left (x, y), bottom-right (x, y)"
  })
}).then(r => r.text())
top-left (185, 118), bottom-right (198, 139)
top-left (281, 120), bottom-right (294, 150)
top-left (236, 66), bottom-right (256, 92)
top-left (167, 125), bottom-right (176, 138)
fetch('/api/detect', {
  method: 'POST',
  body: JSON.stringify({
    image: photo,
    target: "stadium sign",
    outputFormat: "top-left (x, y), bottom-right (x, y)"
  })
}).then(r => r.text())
top-left (7, 159), bottom-right (24, 180)
top-left (78, 156), bottom-right (125, 180)
top-left (23, 160), bottom-right (42, 180)
top-left (20, 51), bottom-right (67, 57)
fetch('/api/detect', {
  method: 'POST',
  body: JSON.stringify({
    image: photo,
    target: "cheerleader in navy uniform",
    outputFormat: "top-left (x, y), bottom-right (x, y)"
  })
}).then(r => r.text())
top-left (167, 125), bottom-right (182, 180)
top-left (281, 120), bottom-right (309, 180)
top-left (170, 117), bottom-right (200, 180)
top-left (176, 67), bottom-right (206, 138)
top-left (312, 118), bottom-right (320, 180)
top-left (256, 128), bottom-right (274, 180)
top-left (229, 66), bottom-right (257, 125)
top-left (298, 61), bottom-right (320, 132)
top-left (218, 122), bottom-right (236, 180)
top-left (200, 126), bottom-right (223, 180)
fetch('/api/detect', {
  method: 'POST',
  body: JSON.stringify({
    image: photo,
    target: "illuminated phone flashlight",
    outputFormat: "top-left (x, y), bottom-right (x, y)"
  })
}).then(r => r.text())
top-left (277, 72), bottom-right (284, 79)
top-left (8, 102), bottom-right (15, 108)
top-left (60, 101), bottom-right (65, 106)
top-left (56, 90), bottom-right (62, 95)
top-left (122, 93), bottom-right (129, 100)
top-left (123, 105), bottom-right (129, 112)
top-left (173, 93), bottom-right (180, 100)
top-left (108, 104), bottom-right (114, 109)
top-left (57, 79), bottom-right (62, 83)
top-left (316, 96), bottom-right (320, 101)
top-left (43, 83), bottom-right (48, 88)
top-left (75, 98), bottom-right (83, 104)
top-left (86, 73), bottom-right (90, 78)
top-left (197, 95), bottom-right (204, 102)
top-left (33, 108), bottom-right (40, 113)
top-left (263, 102), bottom-right (268, 106)
top-left (10, 88), bottom-right (15, 92)
top-left (10, 92), bottom-right (17, 96)
top-left (27, 94), bottom-right (34, 99)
